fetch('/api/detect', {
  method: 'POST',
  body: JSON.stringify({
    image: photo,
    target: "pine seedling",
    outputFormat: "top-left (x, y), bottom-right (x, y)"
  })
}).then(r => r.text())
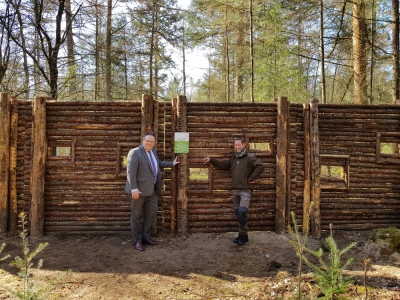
top-left (288, 208), bottom-right (312, 300)
top-left (9, 212), bottom-right (49, 299)
top-left (302, 224), bottom-right (357, 300)
top-left (8, 212), bottom-right (71, 299)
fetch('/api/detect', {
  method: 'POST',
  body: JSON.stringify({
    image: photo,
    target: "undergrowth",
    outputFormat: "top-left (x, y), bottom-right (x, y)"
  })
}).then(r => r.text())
top-left (371, 227), bottom-right (400, 253)
top-left (288, 209), bottom-right (357, 300)
top-left (5, 212), bottom-right (71, 300)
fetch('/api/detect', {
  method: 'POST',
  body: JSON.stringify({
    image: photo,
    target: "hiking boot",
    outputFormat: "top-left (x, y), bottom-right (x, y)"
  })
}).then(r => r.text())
top-left (233, 235), bottom-right (240, 244)
top-left (237, 234), bottom-right (249, 246)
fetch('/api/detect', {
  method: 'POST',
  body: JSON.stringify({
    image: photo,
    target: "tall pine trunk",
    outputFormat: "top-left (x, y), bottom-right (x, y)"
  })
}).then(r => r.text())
top-left (249, 0), bottom-right (254, 103)
top-left (320, 0), bottom-right (326, 103)
top-left (353, 0), bottom-right (368, 104)
top-left (236, 10), bottom-right (245, 103)
top-left (106, 0), bottom-right (112, 100)
top-left (392, 0), bottom-right (399, 102)
top-left (224, 0), bottom-right (230, 103)
top-left (66, 0), bottom-right (77, 96)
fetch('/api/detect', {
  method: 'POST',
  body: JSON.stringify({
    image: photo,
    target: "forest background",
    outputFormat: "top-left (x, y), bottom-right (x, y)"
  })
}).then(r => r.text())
top-left (0, 0), bottom-right (399, 104)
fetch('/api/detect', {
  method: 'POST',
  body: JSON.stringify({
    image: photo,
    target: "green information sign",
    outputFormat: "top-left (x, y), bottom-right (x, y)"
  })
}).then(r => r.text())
top-left (174, 132), bottom-right (189, 154)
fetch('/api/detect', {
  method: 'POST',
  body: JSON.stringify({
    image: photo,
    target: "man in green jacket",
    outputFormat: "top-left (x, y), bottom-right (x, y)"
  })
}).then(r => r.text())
top-left (202, 137), bottom-right (265, 246)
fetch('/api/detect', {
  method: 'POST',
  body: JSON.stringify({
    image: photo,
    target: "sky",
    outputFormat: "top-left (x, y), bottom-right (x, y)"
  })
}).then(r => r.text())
top-left (175, 0), bottom-right (208, 84)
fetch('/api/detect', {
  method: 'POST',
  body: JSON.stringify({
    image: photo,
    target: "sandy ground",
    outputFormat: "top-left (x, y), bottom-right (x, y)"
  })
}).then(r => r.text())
top-left (1, 230), bottom-right (400, 299)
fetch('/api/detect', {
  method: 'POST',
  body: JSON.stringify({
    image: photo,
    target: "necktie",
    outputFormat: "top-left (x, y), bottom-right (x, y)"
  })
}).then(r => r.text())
top-left (149, 151), bottom-right (157, 183)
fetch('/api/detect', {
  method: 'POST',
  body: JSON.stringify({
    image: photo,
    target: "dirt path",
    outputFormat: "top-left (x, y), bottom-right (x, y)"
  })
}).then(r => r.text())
top-left (1, 231), bottom-right (399, 299)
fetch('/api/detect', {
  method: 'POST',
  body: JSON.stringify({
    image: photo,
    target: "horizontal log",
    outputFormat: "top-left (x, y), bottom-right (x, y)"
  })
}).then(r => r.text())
top-left (188, 226), bottom-right (275, 233)
top-left (320, 212), bottom-right (400, 218)
top-left (318, 111), bottom-right (400, 120)
top-left (321, 194), bottom-right (400, 201)
top-left (44, 228), bottom-right (130, 234)
top-left (187, 102), bottom-right (276, 109)
top-left (322, 218), bottom-right (400, 225)
top-left (46, 129), bottom-right (136, 136)
top-left (188, 115), bottom-right (276, 123)
top-left (320, 223), bottom-right (400, 231)
top-left (319, 103), bottom-right (400, 110)
top-left (188, 220), bottom-right (275, 228)
top-left (187, 213), bottom-right (272, 222)
top-left (46, 100), bottom-right (141, 105)
top-left (47, 123), bottom-right (139, 130)
top-left (187, 204), bottom-right (275, 211)
top-left (44, 215), bottom-right (130, 221)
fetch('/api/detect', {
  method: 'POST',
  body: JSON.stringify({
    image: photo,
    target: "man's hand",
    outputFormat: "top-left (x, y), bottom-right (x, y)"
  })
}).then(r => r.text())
top-left (202, 157), bottom-right (210, 163)
top-left (173, 157), bottom-right (180, 166)
top-left (132, 190), bottom-right (142, 200)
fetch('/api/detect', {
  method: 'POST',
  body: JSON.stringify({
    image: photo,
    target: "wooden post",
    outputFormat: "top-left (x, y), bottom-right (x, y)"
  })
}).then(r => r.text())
top-left (310, 99), bottom-right (321, 238)
top-left (141, 94), bottom-right (158, 234)
top-left (9, 98), bottom-right (19, 233)
top-left (285, 100), bottom-right (292, 228)
top-left (302, 102), bottom-right (311, 233)
top-left (171, 98), bottom-right (178, 233)
top-left (0, 93), bottom-right (11, 234)
top-left (141, 94), bottom-right (154, 136)
top-left (275, 96), bottom-right (288, 234)
top-left (30, 96), bottom-right (47, 237)
top-left (176, 95), bottom-right (188, 235)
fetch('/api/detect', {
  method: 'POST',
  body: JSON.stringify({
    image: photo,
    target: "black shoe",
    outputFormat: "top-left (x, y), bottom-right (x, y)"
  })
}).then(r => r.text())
top-left (233, 235), bottom-right (240, 244)
top-left (237, 234), bottom-right (249, 246)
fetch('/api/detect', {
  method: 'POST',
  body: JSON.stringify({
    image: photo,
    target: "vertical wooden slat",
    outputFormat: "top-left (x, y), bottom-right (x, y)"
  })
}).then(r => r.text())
top-left (153, 99), bottom-right (159, 138)
top-left (275, 96), bottom-right (288, 234)
top-left (9, 98), bottom-right (19, 233)
top-left (176, 95), bottom-right (188, 235)
top-left (171, 98), bottom-right (178, 233)
top-left (285, 100), bottom-right (292, 228)
top-left (30, 96), bottom-right (47, 237)
top-left (0, 93), bottom-right (11, 234)
top-left (310, 99), bottom-right (321, 238)
top-left (303, 102), bottom-right (311, 232)
top-left (142, 95), bottom-right (158, 235)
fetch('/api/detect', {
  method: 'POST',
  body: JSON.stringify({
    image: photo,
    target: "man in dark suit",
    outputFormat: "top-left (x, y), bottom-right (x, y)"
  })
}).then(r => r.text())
top-left (125, 132), bottom-right (179, 251)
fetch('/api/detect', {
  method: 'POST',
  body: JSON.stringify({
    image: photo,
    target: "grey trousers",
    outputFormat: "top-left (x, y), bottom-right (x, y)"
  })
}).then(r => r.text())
top-left (232, 189), bottom-right (251, 235)
top-left (129, 191), bottom-right (158, 243)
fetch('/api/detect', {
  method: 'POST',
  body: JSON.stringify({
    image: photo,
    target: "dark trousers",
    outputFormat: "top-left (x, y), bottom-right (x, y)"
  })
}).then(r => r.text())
top-left (129, 191), bottom-right (158, 243)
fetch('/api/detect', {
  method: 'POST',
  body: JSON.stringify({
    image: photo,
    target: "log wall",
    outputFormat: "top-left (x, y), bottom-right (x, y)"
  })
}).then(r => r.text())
top-left (318, 104), bottom-right (400, 230)
top-left (44, 101), bottom-right (142, 233)
top-left (1, 93), bottom-right (400, 236)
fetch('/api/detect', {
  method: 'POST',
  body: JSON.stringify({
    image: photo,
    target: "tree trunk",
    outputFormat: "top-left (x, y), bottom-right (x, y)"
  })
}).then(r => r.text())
top-left (353, 0), bottom-right (368, 104)
top-left (370, 0), bottom-right (376, 104)
top-left (123, 27), bottom-right (128, 100)
top-left (392, 0), bottom-right (400, 102)
top-left (182, 22), bottom-right (187, 96)
top-left (224, 0), bottom-right (230, 103)
top-left (149, 1), bottom-right (156, 96)
top-left (11, 0), bottom-right (30, 99)
top-left (249, 0), bottom-right (254, 103)
top-left (235, 10), bottom-right (245, 103)
top-left (320, 0), bottom-right (326, 103)
top-left (95, 1), bottom-right (100, 100)
top-left (106, 0), bottom-right (112, 100)
top-left (66, 0), bottom-right (77, 95)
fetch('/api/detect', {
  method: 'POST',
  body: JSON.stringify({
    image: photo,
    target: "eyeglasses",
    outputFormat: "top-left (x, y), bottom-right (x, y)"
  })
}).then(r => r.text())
top-left (144, 139), bottom-right (155, 143)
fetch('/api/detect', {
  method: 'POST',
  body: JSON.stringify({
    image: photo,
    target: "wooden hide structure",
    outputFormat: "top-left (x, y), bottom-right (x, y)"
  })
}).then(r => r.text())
top-left (1, 92), bottom-right (400, 237)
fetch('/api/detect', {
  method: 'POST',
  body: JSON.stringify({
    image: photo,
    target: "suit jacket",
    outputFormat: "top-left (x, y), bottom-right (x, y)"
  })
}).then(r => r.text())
top-left (125, 145), bottom-right (174, 196)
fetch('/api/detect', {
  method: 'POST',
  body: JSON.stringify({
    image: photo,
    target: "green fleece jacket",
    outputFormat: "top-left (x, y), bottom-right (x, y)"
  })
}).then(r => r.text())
top-left (210, 152), bottom-right (265, 189)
